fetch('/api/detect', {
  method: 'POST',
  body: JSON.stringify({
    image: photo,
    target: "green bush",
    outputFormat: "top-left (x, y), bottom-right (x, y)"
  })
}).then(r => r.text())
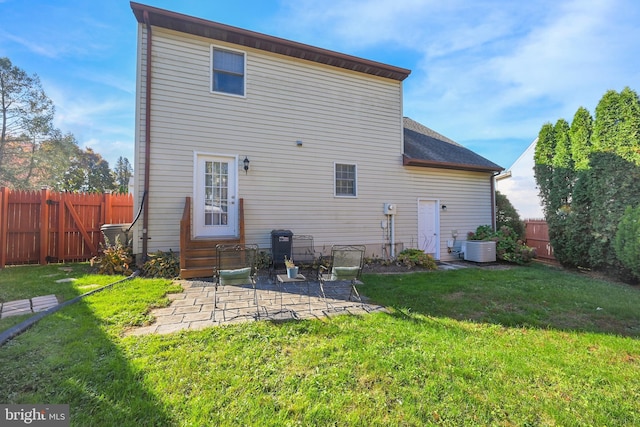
top-left (614, 205), bottom-right (640, 280)
top-left (396, 248), bottom-right (437, 270)
top-left (142, 250), bottom-right (180, 278)
top-left (91, 240), bottom-right (133, 276)
top-left (468, 225), bottom-right (536, 265)
top-left (496, 191), bottom-right (525, 240)
top-left (257, 251), bottom-right (273, 270)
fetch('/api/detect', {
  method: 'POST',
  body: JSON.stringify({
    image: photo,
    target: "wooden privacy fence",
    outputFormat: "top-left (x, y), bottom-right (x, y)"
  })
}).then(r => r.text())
top-left (0, 187), bottom-right (134, 268)
top-left (524, 219), bottom-right (555, 262)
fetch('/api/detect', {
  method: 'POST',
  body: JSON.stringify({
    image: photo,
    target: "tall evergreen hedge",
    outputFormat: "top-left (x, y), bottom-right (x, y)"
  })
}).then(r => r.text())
top-left (534, 87), bottom-right (640, 278)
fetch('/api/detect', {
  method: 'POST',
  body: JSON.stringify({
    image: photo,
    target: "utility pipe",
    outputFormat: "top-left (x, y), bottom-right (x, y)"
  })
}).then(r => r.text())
top-left (491, 172), bottom-right (499, 231)
top-left (389, 214), bottom-right (395, 258)
top-left (141, 10), bottom-right (152, 261)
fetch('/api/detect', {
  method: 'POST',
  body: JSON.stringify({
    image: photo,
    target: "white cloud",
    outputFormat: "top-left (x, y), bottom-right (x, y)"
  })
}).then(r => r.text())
top-left (43, 80), bottom-right (134, 166)
top-left (276, 0), bottom-right (640, 169)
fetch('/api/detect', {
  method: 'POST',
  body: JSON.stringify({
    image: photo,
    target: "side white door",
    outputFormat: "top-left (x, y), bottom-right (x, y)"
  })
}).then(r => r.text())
top-left (418, 199), bottom-right (439, 258)
top-left (194, 154), bottom-right (238, 238)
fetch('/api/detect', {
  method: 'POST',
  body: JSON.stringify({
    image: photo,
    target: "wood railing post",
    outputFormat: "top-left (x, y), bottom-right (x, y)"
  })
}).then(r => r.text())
top-left (39, 187), bottom-right (50, 265)
top-left (180, 197), bottom-right (191, 272)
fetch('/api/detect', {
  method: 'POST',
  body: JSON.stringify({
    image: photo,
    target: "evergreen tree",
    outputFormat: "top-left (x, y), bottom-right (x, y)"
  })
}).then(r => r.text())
top-left (588, 88), bottom-right (640, 270)
top-left (592, 87), bottom-right (640, 164)
top-left (547, 119), bottom-right (573, 264)
top-left (616, 87), bottom-right (640, 165)
top-left (614, 205), bottom-right (640, 281)
top-left (533, 87), bottom-right (640, 276)
top-left (114, 156), bottom-right (133, 194)
top-left (495, 191), bottom-right (525, 240)
top-left (564, 107), bottom-right (594, 266)
top-left (569, 107), bottom-right (593, 171)
top-left (592, 89), bottom-right (621, 153)
top-left (533, 123), bottom-right (555, 218)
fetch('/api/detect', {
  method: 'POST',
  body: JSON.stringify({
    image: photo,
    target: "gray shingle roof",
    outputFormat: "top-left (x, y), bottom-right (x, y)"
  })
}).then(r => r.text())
top-left (403, 117), bottom-right (503, 172)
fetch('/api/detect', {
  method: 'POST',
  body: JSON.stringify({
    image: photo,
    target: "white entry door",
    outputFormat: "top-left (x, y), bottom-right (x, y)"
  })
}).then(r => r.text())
top-left (194, 155), bottom-right (238, 238)
top-left (418, 199), bottom-right (439, 258)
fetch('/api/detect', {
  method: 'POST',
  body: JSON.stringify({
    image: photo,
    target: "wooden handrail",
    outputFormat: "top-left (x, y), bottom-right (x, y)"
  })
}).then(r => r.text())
top-left (179, 196), bottom-right (191, 271)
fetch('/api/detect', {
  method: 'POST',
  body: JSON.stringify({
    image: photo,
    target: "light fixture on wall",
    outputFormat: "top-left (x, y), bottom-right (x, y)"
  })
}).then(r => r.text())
top-left (243, 156), bottom-right (250, 174)
top-left (441, 205), bottom-right (447, 211)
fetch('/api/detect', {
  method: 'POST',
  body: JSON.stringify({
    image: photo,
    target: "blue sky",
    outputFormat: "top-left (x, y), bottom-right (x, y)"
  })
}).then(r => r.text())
top-left (2, 0), bottom-right (639, 171)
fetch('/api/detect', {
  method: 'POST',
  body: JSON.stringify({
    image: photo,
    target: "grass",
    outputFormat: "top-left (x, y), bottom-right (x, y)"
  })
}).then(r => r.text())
top-left (1, 262), bottom-right (639, 426)
top-left (0, 263), bottom-right (128, 333)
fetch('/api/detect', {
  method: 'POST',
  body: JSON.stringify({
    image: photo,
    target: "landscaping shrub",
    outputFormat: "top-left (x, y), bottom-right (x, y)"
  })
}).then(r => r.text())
top-left (614, 205), bottom-right (640, 280)
top-left (396, 248), bottom-right (437, 269)
top-left (468, 225), bottom-right (536, 264)
top-left (91, 239), bottom-right (133, 275)
top-left (257, 251), bottom-right (273, 270)
top-left (142, 250), bottom-right (180, 278)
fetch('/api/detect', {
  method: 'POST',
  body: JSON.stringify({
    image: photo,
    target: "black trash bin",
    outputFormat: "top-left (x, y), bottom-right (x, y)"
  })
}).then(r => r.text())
top-left (271, 229), bottom-right (293, 269)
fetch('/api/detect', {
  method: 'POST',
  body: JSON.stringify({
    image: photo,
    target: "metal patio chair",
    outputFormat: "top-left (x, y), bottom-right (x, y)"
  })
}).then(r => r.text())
top-left (292, 234), bottom-right (321, 279)
top-left (213, 244), bottom-right (259, 322)
top-left (318, 245), bottom-right (365, 309)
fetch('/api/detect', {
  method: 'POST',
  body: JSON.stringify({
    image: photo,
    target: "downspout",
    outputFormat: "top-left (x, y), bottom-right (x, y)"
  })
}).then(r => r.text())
top-left (491, 172), bottom-right (499, 231)
top-left (141, 10), bottom-right (152, 261)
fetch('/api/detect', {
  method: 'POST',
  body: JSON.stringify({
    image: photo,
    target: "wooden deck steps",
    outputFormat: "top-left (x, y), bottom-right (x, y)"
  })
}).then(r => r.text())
top-left (179, 197), bottom-right (245, 279)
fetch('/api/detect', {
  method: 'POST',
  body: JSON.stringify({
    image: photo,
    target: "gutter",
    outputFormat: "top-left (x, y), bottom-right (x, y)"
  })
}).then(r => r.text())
top-left (402, 154), bottom-right (503, 174)
top-left (491, 171), bottom-right (500, 231)
top-left (141, 10), bottom-right (152, 261)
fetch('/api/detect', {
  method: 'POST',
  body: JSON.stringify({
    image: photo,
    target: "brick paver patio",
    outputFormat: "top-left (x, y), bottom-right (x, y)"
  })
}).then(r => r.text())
top-left (125, 277), bottom-right (387, 336)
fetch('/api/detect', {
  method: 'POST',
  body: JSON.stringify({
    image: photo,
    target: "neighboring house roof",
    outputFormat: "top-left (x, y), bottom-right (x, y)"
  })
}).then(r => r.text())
top-left (130, 2), bottom-right (411, 82)
top-left (403, 117), bottom-right (503, 173)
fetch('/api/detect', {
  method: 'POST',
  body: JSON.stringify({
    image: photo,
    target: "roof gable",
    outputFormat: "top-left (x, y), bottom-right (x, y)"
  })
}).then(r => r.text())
top-left (130, 2), bottom-right (411, 82)
top-left (403, 117), bottom-right (503, 173)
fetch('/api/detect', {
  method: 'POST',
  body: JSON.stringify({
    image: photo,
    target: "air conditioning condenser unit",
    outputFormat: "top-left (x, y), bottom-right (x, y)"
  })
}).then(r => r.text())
top-left (461, 241), bottom-right (496, 263)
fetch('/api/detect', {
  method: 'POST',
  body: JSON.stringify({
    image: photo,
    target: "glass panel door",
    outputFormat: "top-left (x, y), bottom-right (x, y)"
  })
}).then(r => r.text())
top-left (195, 155), bottom-right (237, 237)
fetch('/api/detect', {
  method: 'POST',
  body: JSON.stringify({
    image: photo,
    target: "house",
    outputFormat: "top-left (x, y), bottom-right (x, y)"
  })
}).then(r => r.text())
top-left (130, 2), bottom-right (503, 278)
top-left (495, 138), bottom-right (544, 219)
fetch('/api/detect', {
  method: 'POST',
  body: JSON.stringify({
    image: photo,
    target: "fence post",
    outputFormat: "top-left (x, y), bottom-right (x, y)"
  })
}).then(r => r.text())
top-left (0, 187), bottom-right (8, 268)
top-left (58, 192), bottom-right (65, 262)
top-left (39, 187), bottom-right (50, 265)
top-left (104, 191), bottom-right (112, 224)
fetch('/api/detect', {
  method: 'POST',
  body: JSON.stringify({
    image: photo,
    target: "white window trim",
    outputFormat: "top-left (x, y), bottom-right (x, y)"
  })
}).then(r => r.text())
top-left (210, 44), bottom-right (247, 98)
top-left (334, 162), bottom-right (358, 198)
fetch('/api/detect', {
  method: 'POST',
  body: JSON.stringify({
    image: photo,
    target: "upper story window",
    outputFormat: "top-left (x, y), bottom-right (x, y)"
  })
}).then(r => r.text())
top-left (211, 46), bottom-right (245, 96)
top-left (335, 163), bottom-right (357, 197)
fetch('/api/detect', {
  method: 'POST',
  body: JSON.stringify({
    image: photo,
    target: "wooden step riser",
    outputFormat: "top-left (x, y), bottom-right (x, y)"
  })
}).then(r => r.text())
top-left (180, 267), bottom-right (214, 280)
top-left (182, 257), bottom-right (217, 269)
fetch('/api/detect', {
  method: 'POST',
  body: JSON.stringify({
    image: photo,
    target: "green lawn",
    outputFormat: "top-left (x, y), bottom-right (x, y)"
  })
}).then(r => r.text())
top-left (1, 262), bottom-right (639, 426)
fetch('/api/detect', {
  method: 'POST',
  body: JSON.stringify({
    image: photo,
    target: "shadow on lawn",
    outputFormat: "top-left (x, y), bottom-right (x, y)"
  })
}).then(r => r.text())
top-left (0, 295), bottom-right (176, 425)
top-left (362, 267), bottom-right (640, 338)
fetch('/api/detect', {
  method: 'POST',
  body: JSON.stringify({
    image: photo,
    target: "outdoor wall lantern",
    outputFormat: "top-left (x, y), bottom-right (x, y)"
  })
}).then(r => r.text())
top-left (441, 205), bottom-right (447, 211)
top-left (243, 156), bottom-right (250, 174)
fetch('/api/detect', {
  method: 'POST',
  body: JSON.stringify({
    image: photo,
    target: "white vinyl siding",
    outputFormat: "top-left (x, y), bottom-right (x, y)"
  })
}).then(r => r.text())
top-left (133, 26), bottom-right (495, 261)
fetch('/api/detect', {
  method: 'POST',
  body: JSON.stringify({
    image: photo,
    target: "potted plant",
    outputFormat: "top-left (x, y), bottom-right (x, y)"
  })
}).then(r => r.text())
top-left (285, 256), bottom-right (299, 278)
